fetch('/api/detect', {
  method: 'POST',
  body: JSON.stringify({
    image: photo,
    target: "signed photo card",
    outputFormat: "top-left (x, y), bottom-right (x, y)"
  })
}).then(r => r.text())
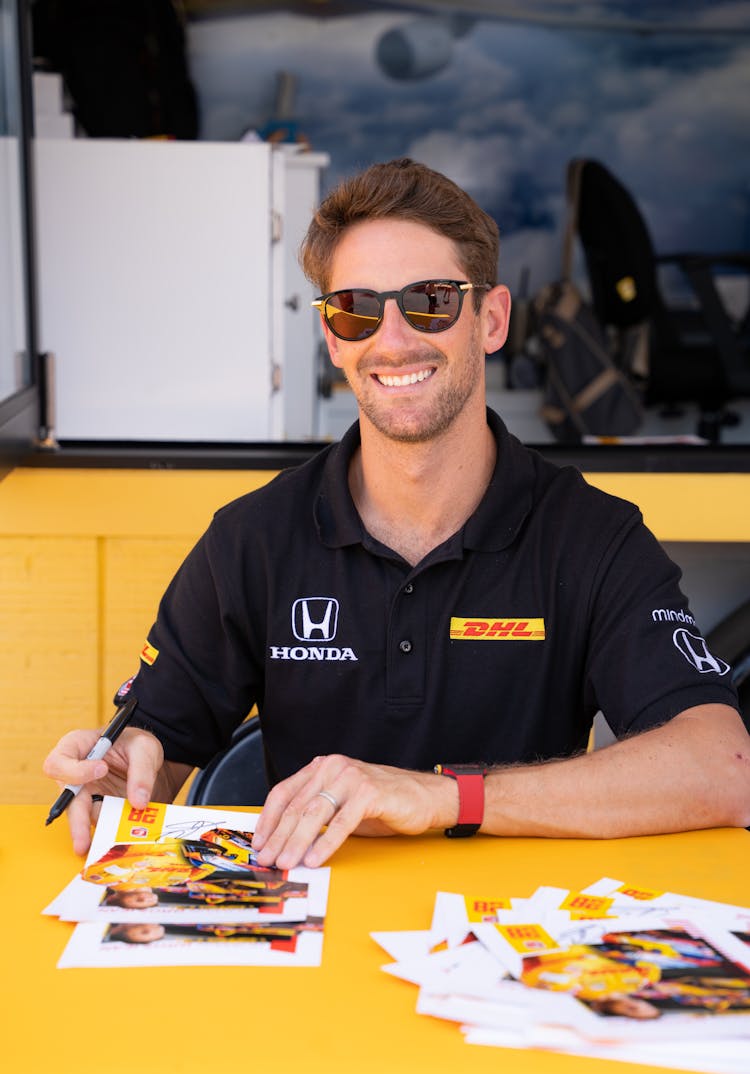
top-left (46, 797), bottom-right (331, 968)
top-left (58, 916), bottom-right (326, 968)
top-left (45, 796), bottom-right (329, 924)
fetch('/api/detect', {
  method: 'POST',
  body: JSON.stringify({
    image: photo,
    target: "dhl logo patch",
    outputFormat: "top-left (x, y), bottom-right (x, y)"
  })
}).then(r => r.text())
top-left (616, 884), bottom-right (664, 901)
top-left (464, 895), bottom-right (513, 922)
top-left (140, 641), bottom-right (159, 666)
top-left (115, 801), bottom-right (167, 842)
top-left (450, 617), bottom-right (545, 641)
top-left (560, 892), bottom-right (615, 919)
top-left (495, 922), bottom-right (557, 954)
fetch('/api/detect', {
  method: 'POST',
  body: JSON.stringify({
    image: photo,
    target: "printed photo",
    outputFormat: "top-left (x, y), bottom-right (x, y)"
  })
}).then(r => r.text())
top-left (519, 928), bottom-right (750, 1021)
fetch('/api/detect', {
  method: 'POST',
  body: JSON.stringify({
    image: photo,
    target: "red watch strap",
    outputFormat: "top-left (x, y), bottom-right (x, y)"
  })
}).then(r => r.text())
top-left (455, 772), bottom-right (485, 826)
top-left (435, 764), bottom-right (486, 837)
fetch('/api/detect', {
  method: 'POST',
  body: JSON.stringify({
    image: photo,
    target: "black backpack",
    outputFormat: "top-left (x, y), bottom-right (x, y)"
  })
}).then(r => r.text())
top-left (530, 160), bottom-right (644, 442)
top-left (533, 279), bottom-right (644, 441)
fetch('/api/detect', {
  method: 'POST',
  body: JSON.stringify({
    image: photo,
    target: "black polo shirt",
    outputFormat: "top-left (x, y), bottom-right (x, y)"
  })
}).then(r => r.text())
top-left (131, 409), bottom-right (740, 782)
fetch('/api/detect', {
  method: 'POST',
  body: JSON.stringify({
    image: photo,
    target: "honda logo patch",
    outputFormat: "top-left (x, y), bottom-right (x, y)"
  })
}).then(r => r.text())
top-left (292, 597), bottom-right (339, 642)
top-left (673, 629), bottom-right (730, 675)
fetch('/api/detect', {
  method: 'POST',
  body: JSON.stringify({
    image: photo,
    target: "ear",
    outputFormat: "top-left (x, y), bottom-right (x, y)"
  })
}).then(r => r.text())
top-left (320, 317), bottom-right (345, 369)
top-left (481, 285), bottom-right (512, 353)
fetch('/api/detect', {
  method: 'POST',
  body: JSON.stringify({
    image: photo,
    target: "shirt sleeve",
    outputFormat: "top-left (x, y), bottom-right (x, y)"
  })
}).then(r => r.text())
top-left (582, 512), bottom-right (742, 738)
top-left (128, 519), bottom-right (263, 767)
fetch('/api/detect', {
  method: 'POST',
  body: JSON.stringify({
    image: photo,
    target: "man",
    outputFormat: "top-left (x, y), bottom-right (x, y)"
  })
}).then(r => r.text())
top-left (44, 158), bottom-right (750, 868)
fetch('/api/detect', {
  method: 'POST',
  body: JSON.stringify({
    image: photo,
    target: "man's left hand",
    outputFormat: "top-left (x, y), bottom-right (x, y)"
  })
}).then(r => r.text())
top-left (251, 754), bottom-right (456, 869)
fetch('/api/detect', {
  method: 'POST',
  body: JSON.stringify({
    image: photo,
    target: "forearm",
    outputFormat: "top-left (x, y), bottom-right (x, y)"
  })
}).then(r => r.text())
top-left (477, 705), bottom-right (750, 839)
top-left (252, 705), bottom-right (749, 869)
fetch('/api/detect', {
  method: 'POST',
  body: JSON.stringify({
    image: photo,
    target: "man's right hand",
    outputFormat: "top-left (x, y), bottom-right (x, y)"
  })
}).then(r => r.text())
top-left (42, 727), bottom-right (190, 855)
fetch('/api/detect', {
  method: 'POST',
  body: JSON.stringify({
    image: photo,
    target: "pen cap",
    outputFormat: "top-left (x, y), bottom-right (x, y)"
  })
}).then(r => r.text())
top-left (104, 695), bottom-right (139, 741)
top-left (113, 674), bottom-right (137, 706)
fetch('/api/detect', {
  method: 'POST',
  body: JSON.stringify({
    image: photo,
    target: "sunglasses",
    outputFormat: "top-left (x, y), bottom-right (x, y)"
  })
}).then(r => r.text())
top-left (312, 279), bottom-right (490, 341)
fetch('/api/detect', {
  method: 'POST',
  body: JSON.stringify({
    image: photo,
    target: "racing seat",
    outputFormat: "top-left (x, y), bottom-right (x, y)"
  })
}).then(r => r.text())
top-left (568, 158), bottom-right (750, 441)
top-left (186, 715), bottom-right (269, 806)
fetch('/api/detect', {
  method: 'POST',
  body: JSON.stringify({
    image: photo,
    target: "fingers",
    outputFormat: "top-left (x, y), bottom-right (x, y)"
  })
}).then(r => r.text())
top-left (42, 729), bottom-right (107, 789)
top-left (299, 787), bottom-right (366, 869)
top-left (253, 757), bottom-right (453, 869)
top-left (43, 727), bottom-right (165, 854)
top-left (67, 791), bottom-right (101, 856)
top-left (124, 730), bottom-right (164, 808)
top-left (252, 756), bottom-right (325, 848)
top-left (253, 756), bottom-right (378, 870)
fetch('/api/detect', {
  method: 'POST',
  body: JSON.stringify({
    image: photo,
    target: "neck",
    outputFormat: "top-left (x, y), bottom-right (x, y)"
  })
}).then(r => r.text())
top-left (350, 402), bottom-right (496, 566)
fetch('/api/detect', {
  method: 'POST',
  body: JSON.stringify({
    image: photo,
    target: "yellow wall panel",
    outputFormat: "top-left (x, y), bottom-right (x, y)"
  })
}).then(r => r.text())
top-left (584, 473), bottom-right (750, 542)
top-left (0, 537), bottom-right (98, 803)
top-left (0, 467), bottom-right (276, 537)
top-left (101, 537), bottom-right (197, 713)
top-left (2, 466), bottom-right (748, 542)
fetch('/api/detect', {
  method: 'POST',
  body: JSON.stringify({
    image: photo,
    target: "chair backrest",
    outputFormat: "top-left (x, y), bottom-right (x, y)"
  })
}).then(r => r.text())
top-left (569, 158), bottom-right (659, 329)
top-left (186, 716), bottom-right (269, 806)
top-left (566, 157), bottom-right (750, 430)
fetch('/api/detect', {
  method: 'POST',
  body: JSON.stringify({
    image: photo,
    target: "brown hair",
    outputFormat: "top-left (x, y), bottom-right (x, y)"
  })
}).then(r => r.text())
top-left (301, 158), bottom-right (499, 308)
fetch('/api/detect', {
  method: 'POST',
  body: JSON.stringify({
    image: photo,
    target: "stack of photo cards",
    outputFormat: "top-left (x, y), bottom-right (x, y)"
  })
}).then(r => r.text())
top-left (44, 796), bottom-right (330, 968)
top-left (372, 879), bottom-right (750, 1073)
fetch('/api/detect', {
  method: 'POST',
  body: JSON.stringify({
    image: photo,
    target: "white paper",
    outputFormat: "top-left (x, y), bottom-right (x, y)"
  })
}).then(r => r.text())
top-left (46, 797), bottom-right (331, 968)
top-left (376, 876), bottom-right (750, 1070)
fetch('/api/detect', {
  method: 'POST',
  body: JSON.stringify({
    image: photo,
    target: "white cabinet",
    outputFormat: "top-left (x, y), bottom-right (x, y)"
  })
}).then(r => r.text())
top-left (34, 139), bottom-right (328, 441)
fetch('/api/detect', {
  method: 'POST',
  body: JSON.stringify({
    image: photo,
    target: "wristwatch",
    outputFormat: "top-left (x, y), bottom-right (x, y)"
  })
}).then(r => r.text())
top-left (434, 763), bottom-right (487, 838)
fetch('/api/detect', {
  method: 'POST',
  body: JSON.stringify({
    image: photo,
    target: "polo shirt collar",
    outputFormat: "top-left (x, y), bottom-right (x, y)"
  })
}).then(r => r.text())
top-left (464, 408), bottom-right (535, 552)
top-left (314, 420), bottom-right (366, 548)
top-left (314, 407), bottom-right (536, 554)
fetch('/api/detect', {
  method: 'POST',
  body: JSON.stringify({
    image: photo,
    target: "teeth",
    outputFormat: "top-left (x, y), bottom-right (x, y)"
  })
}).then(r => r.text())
top-left (376, 368), bottom-right (434, 387)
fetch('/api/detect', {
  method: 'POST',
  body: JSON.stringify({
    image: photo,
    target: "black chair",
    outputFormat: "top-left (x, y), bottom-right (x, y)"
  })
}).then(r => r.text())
top-left (568, 158), bottom-right (750, 441)
top-left (707, 596), bottom-right (750, 719)
top-left (186, 716), bottom-right (269, 806)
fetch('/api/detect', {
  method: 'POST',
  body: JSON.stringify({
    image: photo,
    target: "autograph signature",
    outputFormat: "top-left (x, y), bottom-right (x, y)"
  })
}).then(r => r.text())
top-left (161, 819), bottom-right (235, 839)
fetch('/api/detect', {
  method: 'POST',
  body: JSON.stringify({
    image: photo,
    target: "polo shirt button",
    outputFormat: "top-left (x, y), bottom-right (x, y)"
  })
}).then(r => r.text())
top-left (399, 639), bottom-right (413, 654)
top-left (404, 583), bottom-right (414, 594)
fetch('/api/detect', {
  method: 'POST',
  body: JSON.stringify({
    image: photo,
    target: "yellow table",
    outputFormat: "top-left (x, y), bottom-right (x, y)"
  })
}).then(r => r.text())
top-left (3, 805), bottom-right (748, 1074)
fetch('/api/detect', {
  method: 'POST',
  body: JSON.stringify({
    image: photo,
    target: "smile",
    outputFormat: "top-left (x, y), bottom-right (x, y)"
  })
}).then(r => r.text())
top-left (374, 368), bottom-right (435, 387)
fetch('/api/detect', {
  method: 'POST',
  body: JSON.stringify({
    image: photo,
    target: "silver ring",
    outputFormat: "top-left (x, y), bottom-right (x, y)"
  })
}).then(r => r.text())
top-left (315, 790), bottom-right (339, 811)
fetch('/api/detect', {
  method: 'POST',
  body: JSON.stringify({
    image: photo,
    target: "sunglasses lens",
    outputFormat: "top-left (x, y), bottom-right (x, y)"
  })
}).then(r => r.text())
top-left (324, 290), bottom-right (381, 340)
top-left (319, 281), bottom-right (467, 339)
top-left (402, 282), bottom-right (461, 332)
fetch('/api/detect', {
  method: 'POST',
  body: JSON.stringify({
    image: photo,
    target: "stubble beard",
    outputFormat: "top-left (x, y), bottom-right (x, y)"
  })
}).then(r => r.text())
top-left (349, 324), bottom-right (486, 444)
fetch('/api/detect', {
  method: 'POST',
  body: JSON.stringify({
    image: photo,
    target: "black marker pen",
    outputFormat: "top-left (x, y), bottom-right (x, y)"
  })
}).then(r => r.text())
top-left (45, 695), bottom-right (138, 826)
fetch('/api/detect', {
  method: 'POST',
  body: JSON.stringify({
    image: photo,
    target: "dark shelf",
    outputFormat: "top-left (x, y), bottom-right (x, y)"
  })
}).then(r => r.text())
top-left (20, 438), bottom-right (750, 474)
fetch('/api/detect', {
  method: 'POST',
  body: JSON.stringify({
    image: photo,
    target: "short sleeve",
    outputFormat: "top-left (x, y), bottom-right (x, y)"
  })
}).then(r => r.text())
top-left (583, 515), bottom-right (740, 737)
top-left (127, 522), bottom-right (263, 767)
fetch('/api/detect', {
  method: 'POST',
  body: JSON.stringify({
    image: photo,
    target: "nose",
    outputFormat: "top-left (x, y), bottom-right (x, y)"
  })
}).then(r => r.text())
top-left (374, 295), bottom-right (416, 346)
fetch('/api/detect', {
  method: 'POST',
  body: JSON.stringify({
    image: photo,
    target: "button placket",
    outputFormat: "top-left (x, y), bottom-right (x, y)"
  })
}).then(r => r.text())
top-left (386, 573), bottom-right (426, 703)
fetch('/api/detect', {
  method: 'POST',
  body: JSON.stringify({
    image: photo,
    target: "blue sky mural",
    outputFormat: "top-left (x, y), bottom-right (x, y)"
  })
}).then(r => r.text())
top-left (185, 1), bottom-right (750, 296)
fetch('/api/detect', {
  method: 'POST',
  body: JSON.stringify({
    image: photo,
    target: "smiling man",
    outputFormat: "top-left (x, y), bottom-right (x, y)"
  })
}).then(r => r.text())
top-left (312, 215), bottom-right (506, 568)
top-left (44, 158), bottom-right (750, 866)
